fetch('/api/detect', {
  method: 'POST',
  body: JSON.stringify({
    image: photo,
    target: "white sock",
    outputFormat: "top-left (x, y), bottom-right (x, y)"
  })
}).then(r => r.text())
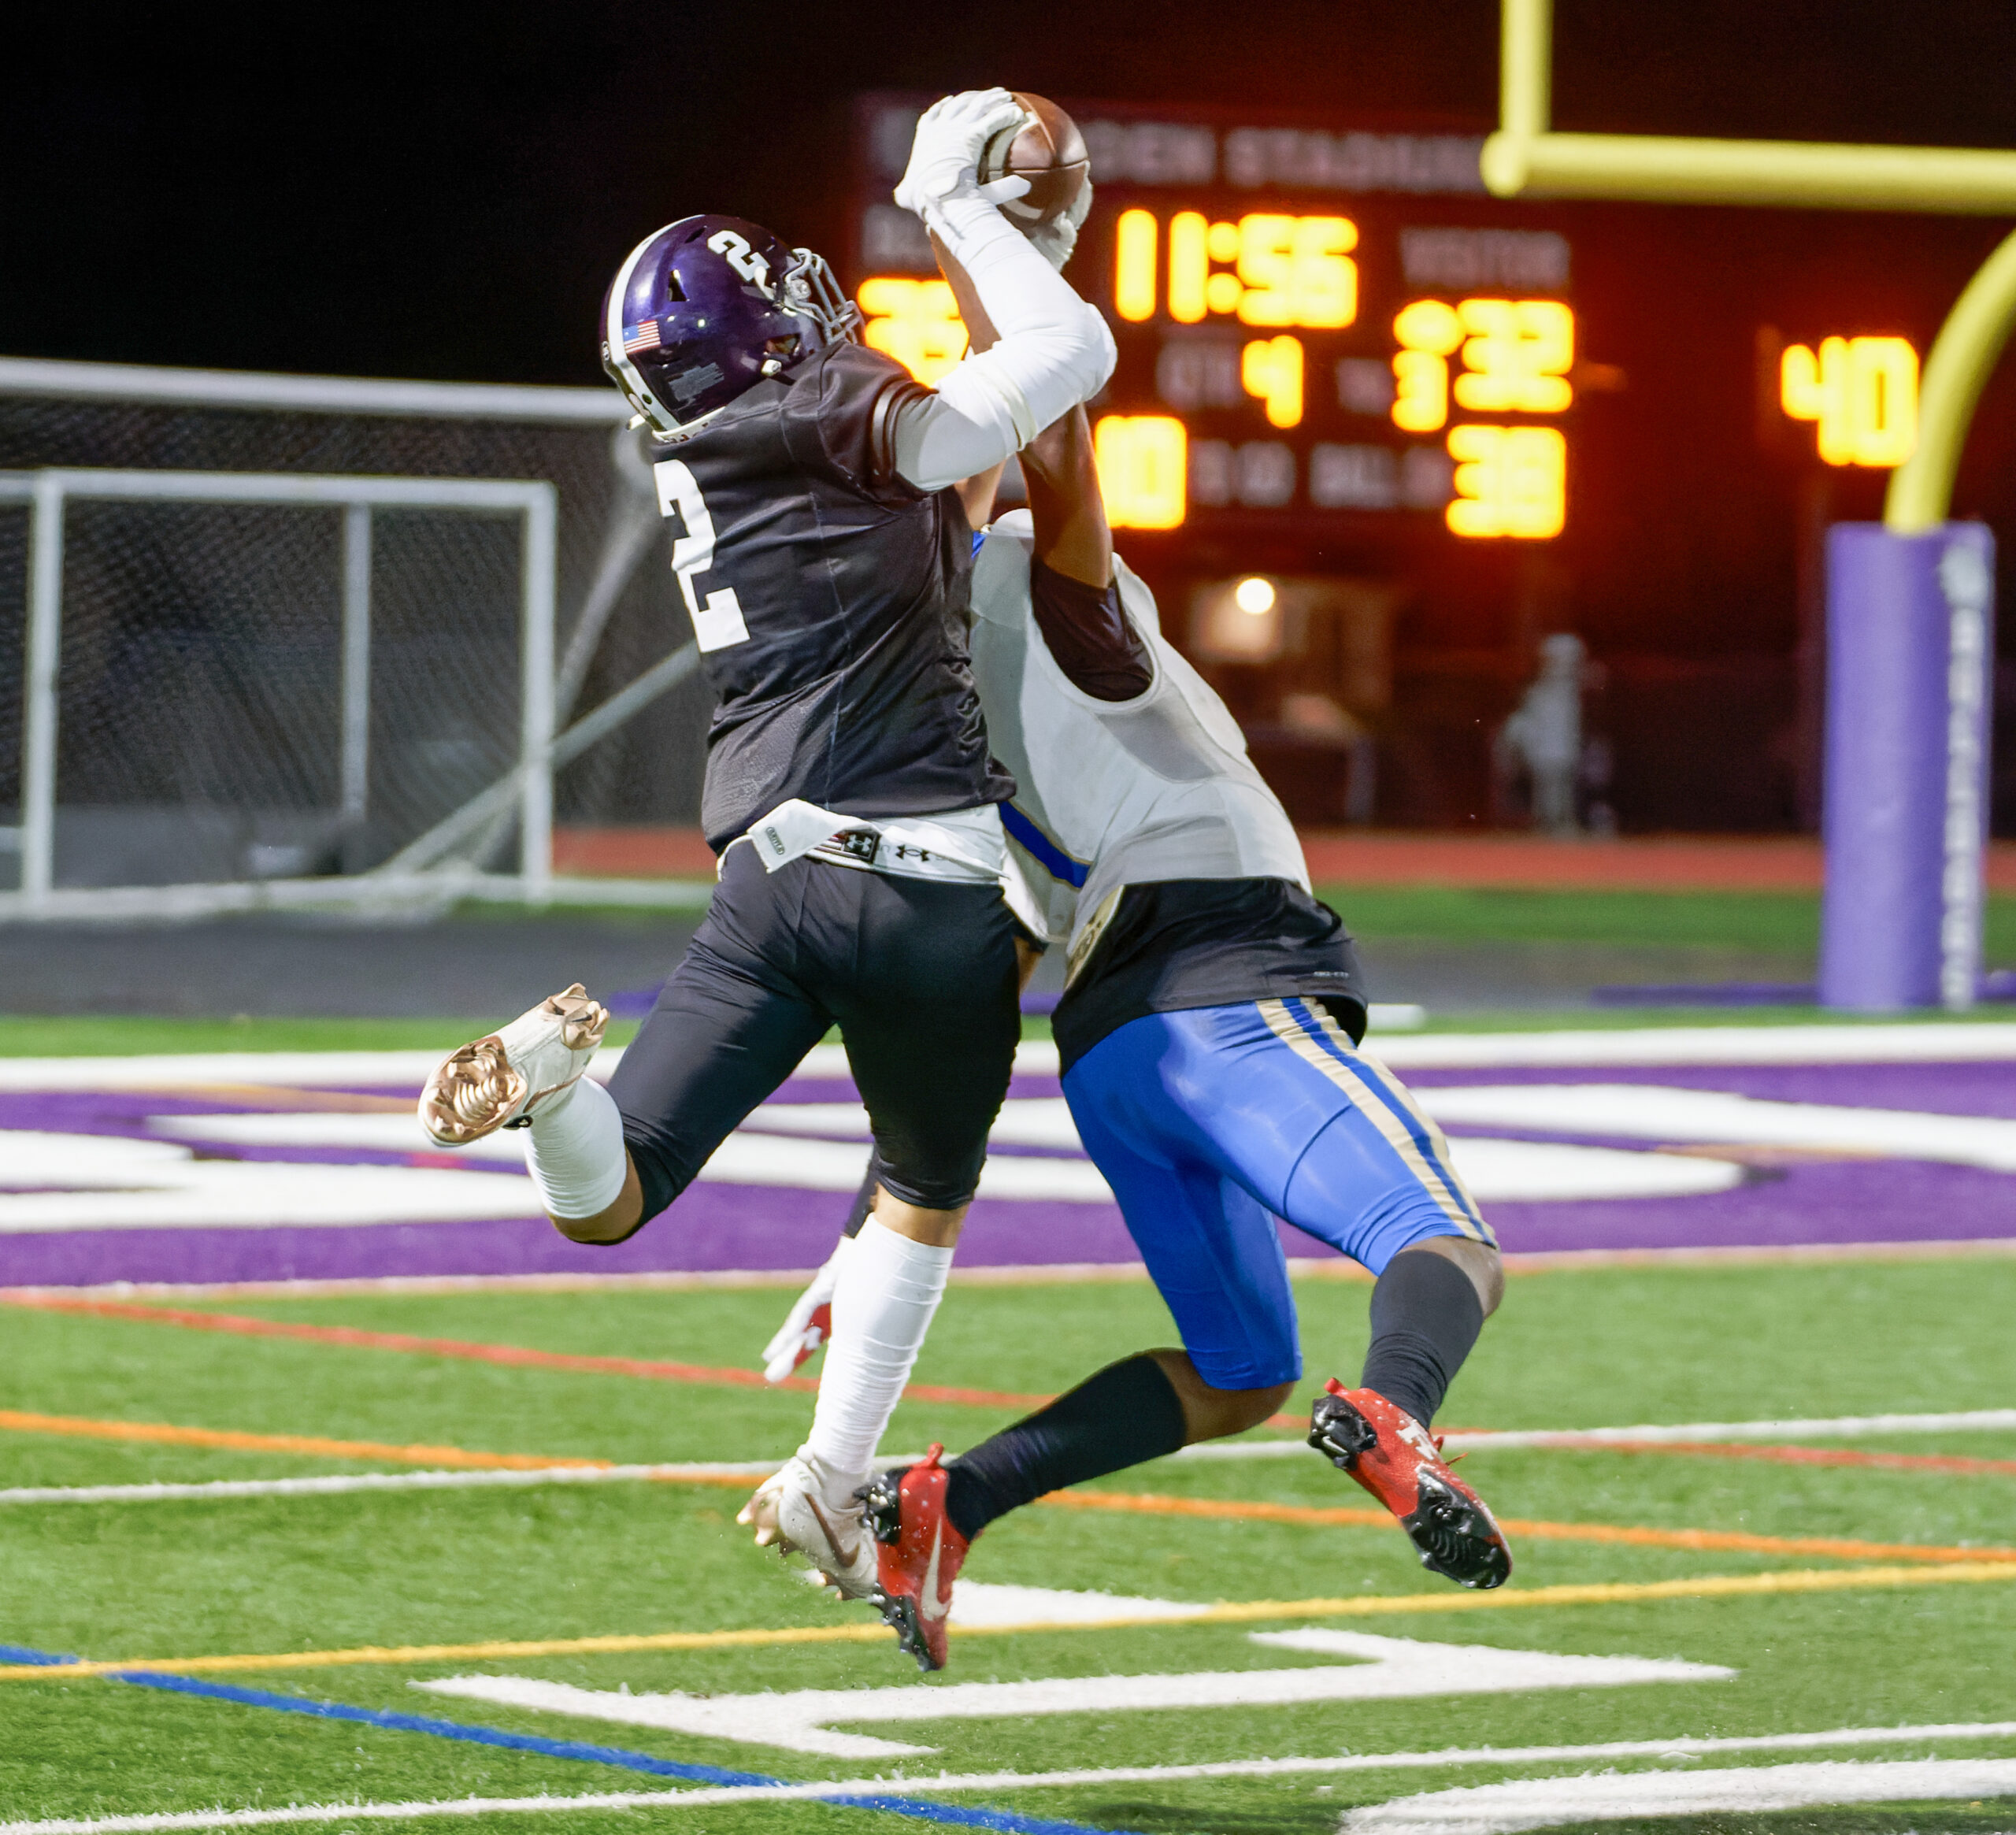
top-left (804, 1216), bottom-right (954, 1503)
top-left (522, 1077), bottom-right (627, 1219)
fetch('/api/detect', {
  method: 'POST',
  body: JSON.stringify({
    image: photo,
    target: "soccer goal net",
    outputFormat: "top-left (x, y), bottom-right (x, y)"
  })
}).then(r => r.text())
top-left (0, 358), bottom-right (710, 920)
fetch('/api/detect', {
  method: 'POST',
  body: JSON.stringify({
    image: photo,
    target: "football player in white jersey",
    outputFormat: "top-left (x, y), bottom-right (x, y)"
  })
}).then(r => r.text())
top-left (752, 279), bottom-right (1510, 1672)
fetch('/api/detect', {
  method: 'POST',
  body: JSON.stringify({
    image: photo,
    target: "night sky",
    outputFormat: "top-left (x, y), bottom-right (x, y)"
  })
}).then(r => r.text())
top-left (6, 2), bottom-right (2015, 385)
top-left (9, 1), bottom-right (2016, 832)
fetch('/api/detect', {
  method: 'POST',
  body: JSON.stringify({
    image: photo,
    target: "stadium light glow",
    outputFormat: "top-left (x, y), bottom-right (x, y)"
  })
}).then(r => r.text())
top-left (1780, 335), bottom-right (1919, 467)
top-left (1234, 576), bottom-right (1277, 615)
top-left (856, 277), bottom-right (969, 386)
top-left (1094, 415), bottom-right (1188, 529)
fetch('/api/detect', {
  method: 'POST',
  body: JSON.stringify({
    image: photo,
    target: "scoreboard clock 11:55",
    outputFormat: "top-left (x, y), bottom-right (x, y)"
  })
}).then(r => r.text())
top-left (848, 102), bottom-right (1585, 540)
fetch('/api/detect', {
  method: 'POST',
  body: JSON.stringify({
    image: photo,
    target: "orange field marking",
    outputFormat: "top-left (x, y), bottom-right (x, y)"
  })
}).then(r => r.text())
top-left (1040, 1486), bottom-right (2016, 1566)
top-left (0, 1293), bottom-right (1051, 1412)
top-left (0, 1409), bottom-right (619, 1473)
top-left (6, 1560), bottom-right (2016, 1683)
top-left (5, 1404), bottom-right (2009, 1568)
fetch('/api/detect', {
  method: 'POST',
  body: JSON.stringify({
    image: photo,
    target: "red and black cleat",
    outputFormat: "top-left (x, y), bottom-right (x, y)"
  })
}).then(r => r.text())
top-left (857, 1443), bottom-right (970, 1672)
top-left (1310, 1381), bottom-right (1512, 1589)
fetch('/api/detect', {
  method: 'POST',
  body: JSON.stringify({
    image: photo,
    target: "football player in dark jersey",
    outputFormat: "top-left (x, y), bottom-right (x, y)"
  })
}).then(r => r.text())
top-left (417, 91), bottom-right (1114, 1594)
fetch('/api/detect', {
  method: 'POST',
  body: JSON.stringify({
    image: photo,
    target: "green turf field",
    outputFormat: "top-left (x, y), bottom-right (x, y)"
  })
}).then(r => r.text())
top-left (1315, 884), bottom-right (2016, 960)
top-left (3, 1257), bottom-right (2014, 1833)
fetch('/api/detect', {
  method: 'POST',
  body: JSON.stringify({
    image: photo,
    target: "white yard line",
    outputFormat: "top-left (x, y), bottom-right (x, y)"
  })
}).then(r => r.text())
top-left (6, 1720), bottom-right (2016, 1833)
top-left (1346, 1756), bottom-right (2016, 1832)
top-left (0, 1021), bottom-right (2012, 1096)
top-left (1373, 1021), bottom-right (2016, 1069)
top-left (419, 1631), bottom-right (1727, 1761)
top-left (1415, 1081), bottom-right (2016, 1170)
top-left (6, 1407), bottom-right (2013, 1501)
top-left (11, 1236), bottom-right (2011, 1305)
top-left (1177, 1407), bottom-right (2016, 1460)
top-left (0, 1462), bottom-right (780, 1507)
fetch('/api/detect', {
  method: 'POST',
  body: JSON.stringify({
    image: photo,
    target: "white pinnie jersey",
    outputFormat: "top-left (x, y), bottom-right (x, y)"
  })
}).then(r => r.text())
top-left (970, 510), bottom-right (1310, 951)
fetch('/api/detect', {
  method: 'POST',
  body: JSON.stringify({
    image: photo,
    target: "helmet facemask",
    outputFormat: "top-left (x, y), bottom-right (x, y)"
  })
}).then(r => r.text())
top-left (781, 247), bottom-right (862, 350)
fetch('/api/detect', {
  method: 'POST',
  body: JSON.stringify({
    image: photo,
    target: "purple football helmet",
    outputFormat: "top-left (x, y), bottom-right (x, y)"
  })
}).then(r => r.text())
top-left (601, 215), bottom-right (860, 439)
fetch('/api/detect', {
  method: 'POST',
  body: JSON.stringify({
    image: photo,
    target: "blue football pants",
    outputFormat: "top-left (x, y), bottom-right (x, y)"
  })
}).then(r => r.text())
top-left (1061, 995), bottom-right (1494, 1392)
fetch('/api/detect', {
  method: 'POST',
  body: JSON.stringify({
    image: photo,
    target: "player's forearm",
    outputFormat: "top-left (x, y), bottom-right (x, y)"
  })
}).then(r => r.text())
top-left (943, 194), bottom-right (1114, 428)
top-left (932, 237), bottom-right (1006, 526)
top-left (931, 232), bottom-right (999, 354)
top-left (894, 203), bottom-right (1114, 492)
top-left (1021, 404), bottom-right (1112, 588)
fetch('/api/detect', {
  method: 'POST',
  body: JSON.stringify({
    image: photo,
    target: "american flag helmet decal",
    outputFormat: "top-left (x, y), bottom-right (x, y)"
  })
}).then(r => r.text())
top-left (622, 320), bottom-right (662, 354)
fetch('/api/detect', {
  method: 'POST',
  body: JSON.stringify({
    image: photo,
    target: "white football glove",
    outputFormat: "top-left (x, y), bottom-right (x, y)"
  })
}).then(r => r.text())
top-left (1026, 178), bottom-right (1095, 273)
top-left (894, 88), bottom-right (1032, 235)
top-left (761, 1234), bottom-right (855, 1384)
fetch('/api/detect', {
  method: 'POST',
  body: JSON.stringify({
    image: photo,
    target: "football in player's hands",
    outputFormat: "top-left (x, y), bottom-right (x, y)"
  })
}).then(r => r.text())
top-left (978, 94), bottom-right (1091, 232)
top-left (895, 89), bottom-right (1033, 224)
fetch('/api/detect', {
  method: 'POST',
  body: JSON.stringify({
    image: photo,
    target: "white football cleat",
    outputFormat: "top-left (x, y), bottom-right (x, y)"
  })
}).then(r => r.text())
top-left (419, 984), bottom-right (611, 1147)
top-left (737, 1452), bottom-right (879, 1600)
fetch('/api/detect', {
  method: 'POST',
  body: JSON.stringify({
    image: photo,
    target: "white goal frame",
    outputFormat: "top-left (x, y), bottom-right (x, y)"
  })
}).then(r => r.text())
top-left (0, 466), bottom-right (560, 919)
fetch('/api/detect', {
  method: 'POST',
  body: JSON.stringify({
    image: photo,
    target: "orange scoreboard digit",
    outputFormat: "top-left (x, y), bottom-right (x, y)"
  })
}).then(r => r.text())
top-left (848, 100), bottom-right (1582, 541)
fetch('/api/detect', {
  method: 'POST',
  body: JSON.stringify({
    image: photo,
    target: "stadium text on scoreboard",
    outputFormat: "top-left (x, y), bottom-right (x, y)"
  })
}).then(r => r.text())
top-left (849, 101), bottom-right (1580, 540)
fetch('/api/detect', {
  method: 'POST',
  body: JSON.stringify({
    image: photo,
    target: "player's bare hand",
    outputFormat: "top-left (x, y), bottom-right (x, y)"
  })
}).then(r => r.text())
top-left (895, 89), bottom-right (1032, 224)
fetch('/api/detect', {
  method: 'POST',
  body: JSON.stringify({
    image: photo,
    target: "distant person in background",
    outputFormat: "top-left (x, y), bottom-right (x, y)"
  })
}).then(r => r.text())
top-left (1495, 632), bottom-right (1588, 835)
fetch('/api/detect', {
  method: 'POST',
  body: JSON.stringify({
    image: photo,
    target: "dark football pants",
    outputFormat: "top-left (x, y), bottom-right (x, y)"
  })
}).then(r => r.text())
top-left (607, 841), bottom-right (1023, 1224)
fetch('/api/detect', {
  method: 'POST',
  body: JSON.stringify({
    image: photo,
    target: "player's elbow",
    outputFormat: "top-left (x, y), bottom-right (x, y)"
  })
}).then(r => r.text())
top-left (1042, 309), bottom-right (1115, 409)
top-left (1080, 302), bottom-right (1117, 393)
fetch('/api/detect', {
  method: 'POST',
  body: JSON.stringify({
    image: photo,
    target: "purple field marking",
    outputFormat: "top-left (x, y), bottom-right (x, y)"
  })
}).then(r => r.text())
top-left (1, 1062), bottom-right (2013, 1285)
top-left (1397, 1059), bottom-right (2016, 1121)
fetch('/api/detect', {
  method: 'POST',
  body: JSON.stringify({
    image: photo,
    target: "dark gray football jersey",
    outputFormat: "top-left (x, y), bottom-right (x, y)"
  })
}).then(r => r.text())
top-left (652, 341), bottom-right (1014, 851)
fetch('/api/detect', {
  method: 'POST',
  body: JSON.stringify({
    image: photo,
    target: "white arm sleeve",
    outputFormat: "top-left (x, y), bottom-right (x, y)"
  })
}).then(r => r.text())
top-left (891, 195), bottom-right (1116, 493)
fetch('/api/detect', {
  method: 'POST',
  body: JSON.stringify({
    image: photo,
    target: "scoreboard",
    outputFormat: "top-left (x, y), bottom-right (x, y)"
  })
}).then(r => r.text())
top-left (847, 98), bottom-right (1586, 543)
top-left (839, 93), bottom-right (1957, 834)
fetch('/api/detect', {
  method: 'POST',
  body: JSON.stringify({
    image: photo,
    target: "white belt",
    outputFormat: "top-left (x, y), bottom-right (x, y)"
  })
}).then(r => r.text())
top-left (728, 799), bottom-right (1007, 885)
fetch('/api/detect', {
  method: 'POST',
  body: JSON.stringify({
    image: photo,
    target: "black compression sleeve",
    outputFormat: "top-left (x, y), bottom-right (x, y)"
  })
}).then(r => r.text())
top-left (1359, 1248), bottom-right (1486, 1428)
top-left (842, 1151), bottom-right (880, 1239)
top-left (943, 1352), bottom-right (1187, 1541)
top-left (1028, 558), bottom-right (1153, 702)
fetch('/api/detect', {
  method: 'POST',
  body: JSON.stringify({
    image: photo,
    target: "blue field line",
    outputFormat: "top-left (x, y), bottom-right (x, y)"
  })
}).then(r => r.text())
top-left (7, 1644), bottom-right (1133, 1835)
top-left (110, 1672), bottom-right (777, 1786)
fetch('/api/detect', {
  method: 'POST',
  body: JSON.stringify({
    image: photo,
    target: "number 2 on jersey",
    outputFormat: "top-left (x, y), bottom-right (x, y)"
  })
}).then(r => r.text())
top-left (652, 459), bottom-right (750, 652)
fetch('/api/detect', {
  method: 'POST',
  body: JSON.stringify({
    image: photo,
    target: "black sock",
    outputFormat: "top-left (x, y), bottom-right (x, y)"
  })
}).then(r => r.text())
top-left (1358, 1249), bottom-right (1485, 1428)
top-left (945, 1353), bottom-right (1188, 1543)
top-left (841, 1152), bottom-right (880, 1239)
